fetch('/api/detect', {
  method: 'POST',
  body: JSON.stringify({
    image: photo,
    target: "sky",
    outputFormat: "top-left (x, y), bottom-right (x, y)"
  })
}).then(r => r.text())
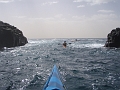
top-left (0, 0), bottom-right (120, 39)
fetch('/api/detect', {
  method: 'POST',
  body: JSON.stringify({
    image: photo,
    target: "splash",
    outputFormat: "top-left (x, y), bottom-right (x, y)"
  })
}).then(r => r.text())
top-left (71, 43), bottom-right (104, 48)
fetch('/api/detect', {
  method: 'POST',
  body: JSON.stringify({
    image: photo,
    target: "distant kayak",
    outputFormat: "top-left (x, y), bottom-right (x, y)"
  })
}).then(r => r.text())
top-left (63, 41), bottom-right (67, 48)
top-left (43, 65), bottom-right (65, 90)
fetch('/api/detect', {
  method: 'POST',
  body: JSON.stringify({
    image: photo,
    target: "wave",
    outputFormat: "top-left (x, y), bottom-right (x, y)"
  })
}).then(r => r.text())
top-left (26, 39), bottom-right (59, 47)
top-left (70, 43), bottom-right (104, 48)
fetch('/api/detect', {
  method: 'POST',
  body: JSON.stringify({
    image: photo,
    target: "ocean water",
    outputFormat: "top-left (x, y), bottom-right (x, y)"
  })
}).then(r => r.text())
top-left (0, 38), bottom-right (120, 90)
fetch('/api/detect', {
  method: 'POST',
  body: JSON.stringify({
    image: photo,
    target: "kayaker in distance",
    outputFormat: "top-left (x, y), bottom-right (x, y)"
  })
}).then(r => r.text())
top-left (63, 41), bottom-right (67, 48)
top-left (71, 39), bottom-right (80, 42)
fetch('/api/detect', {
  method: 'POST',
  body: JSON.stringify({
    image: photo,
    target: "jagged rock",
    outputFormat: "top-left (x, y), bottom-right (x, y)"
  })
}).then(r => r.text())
top-left (0, 21), bottom-right (28, 49)
top-left (105, 28), bottom-right (120, 48)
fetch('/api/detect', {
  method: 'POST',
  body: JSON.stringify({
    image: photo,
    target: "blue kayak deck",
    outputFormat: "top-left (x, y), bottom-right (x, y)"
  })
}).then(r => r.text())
top-left (43, 65), bottom-right (65, 90)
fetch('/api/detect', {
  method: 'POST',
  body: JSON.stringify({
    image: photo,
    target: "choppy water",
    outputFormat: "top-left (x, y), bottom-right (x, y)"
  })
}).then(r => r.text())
top-left (0, 38), bottom-right (120, 90)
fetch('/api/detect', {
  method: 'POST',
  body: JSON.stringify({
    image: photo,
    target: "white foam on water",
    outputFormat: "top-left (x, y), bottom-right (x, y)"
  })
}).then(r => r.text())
top-left (29, 39), bottom-right (58, 44)
top-left (26, 39), bottom-right (57, 47)
top-left (71, 43), bottom-right (104, 48)
top-left (85, 43), bottom-right (104, 48)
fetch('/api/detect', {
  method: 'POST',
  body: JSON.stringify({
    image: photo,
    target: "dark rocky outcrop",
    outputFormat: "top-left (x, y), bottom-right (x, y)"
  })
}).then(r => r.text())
top-left (0, 21), bottom-right (28, 49)
top-left (105, 28), bottom-right (120, 48)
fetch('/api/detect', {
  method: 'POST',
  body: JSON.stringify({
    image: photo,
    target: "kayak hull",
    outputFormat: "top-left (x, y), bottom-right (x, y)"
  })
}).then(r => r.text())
top-left (43, 65), bottom-right (65, 90)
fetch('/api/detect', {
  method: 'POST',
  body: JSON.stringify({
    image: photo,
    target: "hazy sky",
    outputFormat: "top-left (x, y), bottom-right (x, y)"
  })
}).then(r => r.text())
top-left (0, 0), bottom-right (120, 38)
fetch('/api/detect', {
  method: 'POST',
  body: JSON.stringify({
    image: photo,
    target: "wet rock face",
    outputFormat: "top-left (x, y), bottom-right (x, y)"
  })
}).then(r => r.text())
top-left (105, 28), bottom-right (120, 48)
top-left (0, 21), bottom-right (28, 48)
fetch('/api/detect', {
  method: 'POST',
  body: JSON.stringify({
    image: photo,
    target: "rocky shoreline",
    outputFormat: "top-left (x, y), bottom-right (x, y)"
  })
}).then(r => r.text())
top-left (0, 21), bottom-right (28, 49)
top-left (105, 28), bottom-right (120, 48)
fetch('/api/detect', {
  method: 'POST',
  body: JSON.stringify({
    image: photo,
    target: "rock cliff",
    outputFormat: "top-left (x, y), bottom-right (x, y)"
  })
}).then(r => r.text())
top-left (0, 21), bottom-right (28, 49)
top-left (105, 28), bottom-right (120, 48)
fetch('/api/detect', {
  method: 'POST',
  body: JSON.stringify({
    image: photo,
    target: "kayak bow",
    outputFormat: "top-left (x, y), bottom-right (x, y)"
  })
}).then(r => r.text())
top-left (43, 65), bottom-right (65, 90)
